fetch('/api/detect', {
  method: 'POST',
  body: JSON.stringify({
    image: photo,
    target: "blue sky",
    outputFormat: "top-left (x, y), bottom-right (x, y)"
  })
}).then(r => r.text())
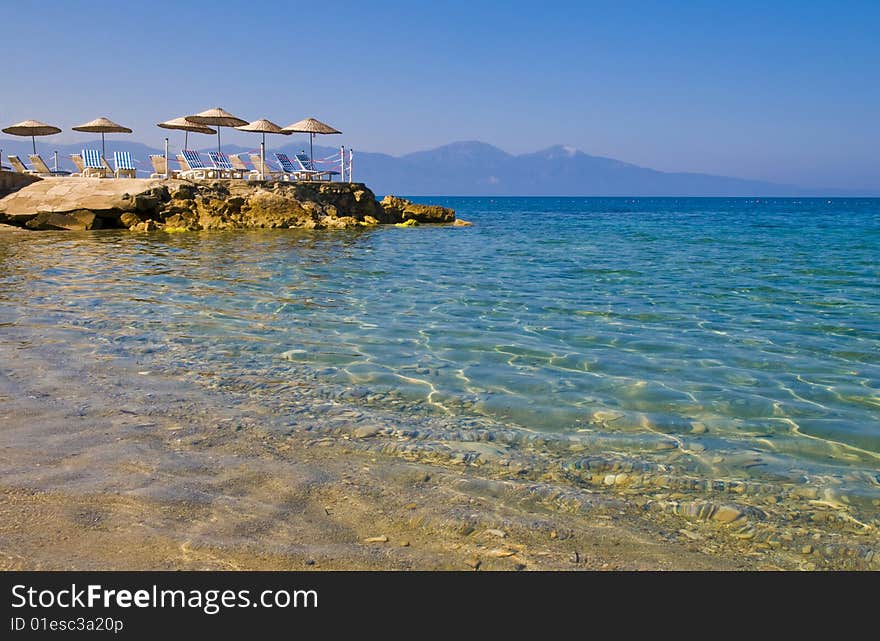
top-left (2, 0), bottom-right (878, 190)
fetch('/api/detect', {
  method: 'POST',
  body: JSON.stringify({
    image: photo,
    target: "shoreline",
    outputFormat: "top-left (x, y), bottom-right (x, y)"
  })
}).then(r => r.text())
top-left (0, 323), bottom-right (875, 571)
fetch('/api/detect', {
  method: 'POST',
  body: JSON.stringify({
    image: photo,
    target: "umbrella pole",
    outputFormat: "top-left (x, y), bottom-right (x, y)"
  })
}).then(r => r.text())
top-left (32, 135), bottom-right (36, 156)
top-left (102, 132), bottom-right (105, 158)
top-left (218, 128), bottom-right (221, 155)
top-left (310, 133), bottom-right (314, 169)
top-left (185, 131), bottom-right (188, 150)
top-left (260, 137), bottom-right (265, 181)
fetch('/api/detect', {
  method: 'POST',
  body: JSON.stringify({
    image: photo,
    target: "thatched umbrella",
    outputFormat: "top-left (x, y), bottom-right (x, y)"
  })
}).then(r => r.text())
top-left (184, 107), bottom-right (248, 154)
top-left (2, 119), bottom-right (62, 155)
top-left (72, 117), bottom-right (132, 157)
top-left (281, 117), bottom-right (341, 169)
top-left (157, 116), bottom-right (216, 150)
top-left (235, 119), bottom-right (291, 179)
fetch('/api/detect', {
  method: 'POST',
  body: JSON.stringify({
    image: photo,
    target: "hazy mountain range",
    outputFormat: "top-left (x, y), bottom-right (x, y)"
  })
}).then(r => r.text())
top-left (0, 137), bottom-right (851, 196)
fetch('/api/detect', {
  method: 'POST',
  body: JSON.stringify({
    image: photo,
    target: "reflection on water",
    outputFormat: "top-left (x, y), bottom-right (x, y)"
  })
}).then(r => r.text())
top-left (1, 197), bottom-right (879, 517)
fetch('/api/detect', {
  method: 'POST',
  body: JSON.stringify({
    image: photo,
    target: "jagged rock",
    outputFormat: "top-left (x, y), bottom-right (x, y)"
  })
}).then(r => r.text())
top-left (133, 220), bottom-right (160, 232)
top-left (25, 210), bottom-right (98, 231)
top-left (171, 184), bottom-right (196, 200)
top-left (453, 219), bottom-right (473, 226)
top-left (119, 212), bottom-right (142, 228)
top-left (380, 195), bottom-right (455, 223)
top-left (319, 215), bottom-right (360, 229)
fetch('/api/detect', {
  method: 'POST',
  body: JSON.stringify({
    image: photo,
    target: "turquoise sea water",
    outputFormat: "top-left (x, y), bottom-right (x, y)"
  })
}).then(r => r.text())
top-left (1, 197), bottom-right (879, 512)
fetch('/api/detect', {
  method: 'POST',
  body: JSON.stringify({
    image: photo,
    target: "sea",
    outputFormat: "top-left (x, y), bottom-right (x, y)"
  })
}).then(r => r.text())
top-left (1, 197), bottom-right (879, 535)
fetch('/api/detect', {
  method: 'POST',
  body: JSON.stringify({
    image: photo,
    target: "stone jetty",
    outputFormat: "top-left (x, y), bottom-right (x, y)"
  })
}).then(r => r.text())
top-left (0, 174), bottom-right (457, 231)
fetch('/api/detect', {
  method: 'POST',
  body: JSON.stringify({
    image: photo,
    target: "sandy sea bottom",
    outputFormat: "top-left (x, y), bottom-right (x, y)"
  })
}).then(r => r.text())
top-left (0, 197), bottom-right (878, 569)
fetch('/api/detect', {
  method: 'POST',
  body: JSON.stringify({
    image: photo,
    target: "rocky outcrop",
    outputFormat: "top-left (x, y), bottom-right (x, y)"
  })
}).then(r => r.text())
top-left (380, 195), bottom-right (455, 223)
top-left (0, 178), bottom-right (458, 231)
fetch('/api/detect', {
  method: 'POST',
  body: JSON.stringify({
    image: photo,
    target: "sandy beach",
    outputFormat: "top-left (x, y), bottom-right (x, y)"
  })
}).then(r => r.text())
top-left (0, 328), bottom-right (849, 572)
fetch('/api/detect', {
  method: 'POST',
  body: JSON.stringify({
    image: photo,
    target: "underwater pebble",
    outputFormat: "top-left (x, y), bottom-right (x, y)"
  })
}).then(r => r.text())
top-left (690, 422), bottom-right (707, 434)
top-left (352, 425), bottom-right (381, 439)
top-left (363, 535), bottom-right (388, 543)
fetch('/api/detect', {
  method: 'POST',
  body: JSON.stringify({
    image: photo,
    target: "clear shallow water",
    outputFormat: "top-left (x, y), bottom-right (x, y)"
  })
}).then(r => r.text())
top-left (1, 197), bottom-right (879, 509)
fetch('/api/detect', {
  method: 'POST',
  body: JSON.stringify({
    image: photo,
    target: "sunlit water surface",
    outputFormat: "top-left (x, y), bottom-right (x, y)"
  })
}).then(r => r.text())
top-left (1, 197), bottom-right (878, 513)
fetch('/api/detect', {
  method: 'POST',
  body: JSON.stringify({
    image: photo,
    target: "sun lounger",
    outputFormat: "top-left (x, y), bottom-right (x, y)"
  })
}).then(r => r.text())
top-left (81, 149), bottom-right (111, 178)
top-left (70, 154), bottom-right (85, 176)
top-left (29, 154), bottom-right (71, 176)
top-left (207, 151), bottom-right (243, 179)
top-left (228, 154), bottom-right (260, 180)
top-left (292, 153), bottom-right (339, 181)
top-left (113, 151), bottom-right (137, 179)
top-left (7, 155), bottom-right (38, 175)
top-left (274, 153), bottom-right (315, 181)
top-left (149, 154), bottom-right (177, 179)
top-left (178, 150), bottom-right (218, 179)
top-left (248, 154), bottom-right (288, 180)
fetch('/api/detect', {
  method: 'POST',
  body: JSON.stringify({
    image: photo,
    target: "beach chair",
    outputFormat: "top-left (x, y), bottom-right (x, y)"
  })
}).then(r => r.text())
top-left (7, 155), bottom-right (38, 175)
top-left (274, 153), bottom-right (314, 181)
top-left (293, 153), bottom-right (339, 181)
top-left (228, 153), bottom-right (260, 180)
top-left (178, 150), bottom-right (216, 179)
top-left (248, 154), bottom-right (287, 180)
top-left (29, 154), bottom-right (71, 176)
top-left (149, 154), bottom-right (177, 179)
top-left (207, 151), bottom-right (243, 179)
top-left (81, 149), bottom-right (110, 178)
top-left (113, 151), bottom-right (137, 179)
top-left (69, 154), bottom-right (85, 177)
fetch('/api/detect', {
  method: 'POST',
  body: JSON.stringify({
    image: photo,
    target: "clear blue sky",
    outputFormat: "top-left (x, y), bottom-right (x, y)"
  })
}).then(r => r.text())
top-left (2, 0), bottom-right (878, 190)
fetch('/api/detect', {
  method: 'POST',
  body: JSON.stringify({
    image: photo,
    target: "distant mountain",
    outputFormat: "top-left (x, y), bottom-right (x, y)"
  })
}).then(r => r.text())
top-left (0, 137), bottom-right (820, 196)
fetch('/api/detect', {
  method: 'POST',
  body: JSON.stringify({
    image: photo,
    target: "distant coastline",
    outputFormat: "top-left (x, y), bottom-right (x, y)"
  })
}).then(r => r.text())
top-left (4, 138), bottom-right (875, 198)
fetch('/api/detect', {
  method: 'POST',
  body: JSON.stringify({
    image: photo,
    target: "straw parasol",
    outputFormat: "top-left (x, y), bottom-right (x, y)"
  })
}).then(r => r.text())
top-left (184, 107), bottom-right (248, 154)
top-left (235, 119), bottom-right (291, 179)
top-left (281, 117), bottom-right (341, 168)
top-left (157, 116), bottom-right (217, 150)
top-left (2, 119), bottom-right (62, 155)
top-left (72, 117), bottom-right (132, 157)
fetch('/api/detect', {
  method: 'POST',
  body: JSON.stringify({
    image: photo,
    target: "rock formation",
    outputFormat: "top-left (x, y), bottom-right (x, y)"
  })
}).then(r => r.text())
top-left (0, 176), bottom-right (458, 231)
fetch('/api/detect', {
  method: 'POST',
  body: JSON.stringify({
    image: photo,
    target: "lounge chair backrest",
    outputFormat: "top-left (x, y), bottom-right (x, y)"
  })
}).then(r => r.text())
top-left (207, 151), bottom-right (233, 170)
top-left (71, 154), bottom-right (85, 172)
top-left (114, 151), bottom-right (135, 171)
top-left (293, 153), bottom-right (314, 171)
top-left (228, 154), bottom-right (250, 171)
top-left (181, 149), bottom-right (206, 170)
top-left (149, 155), bottom-right (167, 174)
top-left (274, 153), bottom-right (298, 174)
top-left (82, 149), bottom-right (103, 169)
top-left (29, 154), bottom-right (52, 174)
top-left (249, 154), bottom-right (277, 175)
top-left (8, 155), bottom-right (30, 173)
